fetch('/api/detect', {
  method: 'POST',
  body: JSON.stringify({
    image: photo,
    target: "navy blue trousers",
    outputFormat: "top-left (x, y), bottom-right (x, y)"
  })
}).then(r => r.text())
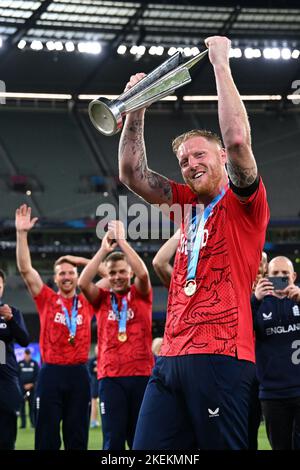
top-left (99, 376), bottom-right (150, 450)
top-left (34, 364), bottom-right (91, 450)
top-left (133, 354), bottom-right (256, 450)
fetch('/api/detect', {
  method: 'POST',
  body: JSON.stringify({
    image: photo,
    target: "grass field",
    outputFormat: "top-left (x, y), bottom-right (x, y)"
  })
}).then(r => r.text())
top-left (15, 419), bottom-right (271, 450)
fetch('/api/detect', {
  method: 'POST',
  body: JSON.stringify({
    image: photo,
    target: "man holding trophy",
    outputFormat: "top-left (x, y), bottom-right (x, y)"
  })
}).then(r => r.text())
top-left (92, 36), bottom-right (270, 449)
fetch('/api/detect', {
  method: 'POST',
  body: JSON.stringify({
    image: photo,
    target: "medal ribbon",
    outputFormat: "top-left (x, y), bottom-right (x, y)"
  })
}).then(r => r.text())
top-left (111, 293), bottom-right (128, 335)
top-left (186, 186), bottom-right (228, 283)
top-left (60, 296), bottom-right (78, 339)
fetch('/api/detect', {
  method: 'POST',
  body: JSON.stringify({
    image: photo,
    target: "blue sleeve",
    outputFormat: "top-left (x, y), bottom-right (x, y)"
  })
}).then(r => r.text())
top-left (9, 307), bottom-right (30, 347)
top-left (251, 294), bottom-right (261, 330)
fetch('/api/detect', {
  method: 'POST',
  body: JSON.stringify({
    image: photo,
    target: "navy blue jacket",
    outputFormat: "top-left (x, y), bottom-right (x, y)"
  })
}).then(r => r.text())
top-left (0, 306), bottom-right (29, 412)
top-left (18, 359), bottom-right (39, 387)
top-left (252, 294), bottom-right (300, 400)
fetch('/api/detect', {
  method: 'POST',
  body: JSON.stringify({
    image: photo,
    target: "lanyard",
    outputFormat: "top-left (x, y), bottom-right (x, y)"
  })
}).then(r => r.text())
top-left (186, 186), bottom-right (227, 284)
top-left (110, 293), bottom-right (128, 334)
top-left (60, 295), bottom-right (79, 339)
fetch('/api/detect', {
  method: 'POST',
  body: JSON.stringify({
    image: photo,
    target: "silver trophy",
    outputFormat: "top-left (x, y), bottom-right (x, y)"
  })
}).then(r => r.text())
top-left (88, 48), bottom-right (208, 136)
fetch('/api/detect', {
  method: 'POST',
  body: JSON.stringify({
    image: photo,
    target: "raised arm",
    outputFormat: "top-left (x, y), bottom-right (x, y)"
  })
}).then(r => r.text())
top-left (118, 75), bottom-right (173, 206)
top-left (78, 232), bottom-right (116, 307)
top-left (15, 205), bottom-right (43, 298)
top-left (206, 36), bottom-right (257, 188)
top-left (109, 220), bottom-right (151, 295)
top-left (152, 229), bottom-right (180, 288)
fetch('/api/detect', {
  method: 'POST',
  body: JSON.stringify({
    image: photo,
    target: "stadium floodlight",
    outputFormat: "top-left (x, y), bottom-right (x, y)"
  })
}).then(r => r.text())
top-left (168, 47), bottom-right (177, 56)
top-left (65, 41), bottom-right (75, 52)
top-left (265, 47), bottom-right (281, 59)
top-left (0, 38), bottom-right (2, 48)
top-left (148, 46), bottom-right (156, 55)
top-left (117, 45), bottom-right (127, 55)
top-left (78, 42), bottom-right (101, 54)
top-left (30, 40), bottom-right (43, 51)
top-left (183, 47), bottom-right (193, 57)
top-left (130, 45), bottom-right (138, 55)
top-left (156, 46), bottom-right (164, 56)
top-left (46, 41), bottom-right (55, 51)
top-left (137, 45), bottom-right (146, 55)
top-left (244, 47), bottom-right (254, 59)
top-left (229, 48), bottom-right (242, 58)
top-left (263, 48), bottom-right (272, 59)
top-left (292, 49), bottom-right (300, 59)
top-left (281, 48), bottom-right (291, 60)
top-left (0, 92), bottom-right (72, 100)
top-left (253, 48), bottom-right (262, 58)
top-left (191, 47), bottom-right (200, 56)
top-left (54, 41), bottom-right (63, 51)
top-left (183, 95), bottom-right (282, 101)
top-left (17, 39), bottom-right (26, 50)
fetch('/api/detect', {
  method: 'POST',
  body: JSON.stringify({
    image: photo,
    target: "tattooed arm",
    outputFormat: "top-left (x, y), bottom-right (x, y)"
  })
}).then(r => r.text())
top-left (118, 74), bottom-right (173, 206)
top-left (206, 36), bottom-right (257, 189)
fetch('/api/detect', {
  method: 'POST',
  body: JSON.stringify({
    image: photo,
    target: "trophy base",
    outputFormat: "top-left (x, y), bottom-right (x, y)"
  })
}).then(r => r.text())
top-left (88, 98), bottom-right (122, 136)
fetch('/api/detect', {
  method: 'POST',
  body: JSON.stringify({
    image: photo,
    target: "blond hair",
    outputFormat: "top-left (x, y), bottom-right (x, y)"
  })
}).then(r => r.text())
top-left (172, 129), bottom-right (223, 155)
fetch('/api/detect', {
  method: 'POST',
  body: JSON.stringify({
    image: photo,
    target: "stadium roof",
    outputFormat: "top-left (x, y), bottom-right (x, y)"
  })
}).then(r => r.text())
top-left (0, 0), bottom-right (300, 103)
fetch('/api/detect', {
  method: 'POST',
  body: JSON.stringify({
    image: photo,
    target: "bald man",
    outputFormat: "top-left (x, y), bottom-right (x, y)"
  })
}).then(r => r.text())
top-left (252, 256), bottom-right (300, 450)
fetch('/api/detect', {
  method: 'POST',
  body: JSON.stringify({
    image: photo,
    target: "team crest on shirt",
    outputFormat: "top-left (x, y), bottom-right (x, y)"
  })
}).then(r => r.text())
top-left (107, 309), bottom-right (134, 321)
top-left (293, 305), bottom-right (300, 317)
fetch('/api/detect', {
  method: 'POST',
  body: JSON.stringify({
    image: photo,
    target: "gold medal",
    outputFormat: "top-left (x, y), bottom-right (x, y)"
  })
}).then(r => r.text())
top-left (118, 332), bottom-right (127, 342)
top-left (184, 280), bottom-right (197, 297)
top-left (68, 335), bottom-right (75, 346)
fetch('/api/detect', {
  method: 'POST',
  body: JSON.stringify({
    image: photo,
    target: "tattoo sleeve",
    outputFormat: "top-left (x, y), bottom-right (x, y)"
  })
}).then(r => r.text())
top-left (226, 160), bottom-right (257, 187)
top-left (119, 117), bottom-right (172, 203)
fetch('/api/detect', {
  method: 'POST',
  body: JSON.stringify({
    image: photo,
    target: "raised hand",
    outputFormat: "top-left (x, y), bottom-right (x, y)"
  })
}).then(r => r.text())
top-left (108, 220), bottom-right (126, 242)
top-left (15, 205), bottom-right (38, 233)
top-left (101, 230), bottom-right (117, 254)
top-left (254, 277), bottom-right (274, 301)
top-left (204, 36), bottom-right (231, 68)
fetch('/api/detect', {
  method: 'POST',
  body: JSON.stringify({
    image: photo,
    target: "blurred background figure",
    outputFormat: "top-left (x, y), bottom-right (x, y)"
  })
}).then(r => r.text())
top-left (0, 269), bottom-right (29, 449)
top-left (88, 344), bottom-right (100, 429)
top-left (18, 348), bottom-right (39, 429)
top-left (252, 256), bottom-right (300, 449)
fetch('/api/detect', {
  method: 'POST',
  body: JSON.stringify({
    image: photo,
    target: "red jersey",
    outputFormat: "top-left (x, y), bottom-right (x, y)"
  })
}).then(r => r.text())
top-left (160, 178), bottom-right (269, 363)
top-left (34, 285), bottom-right (94, 365)
top-left (94, 284), bottom-right (154, 379)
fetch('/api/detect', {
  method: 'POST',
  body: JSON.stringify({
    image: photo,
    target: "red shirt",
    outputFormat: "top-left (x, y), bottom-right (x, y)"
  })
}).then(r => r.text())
top-left (94, 284), bottom-right (154, 379)
top-left (34, 285), bottom-right (94, 365)
top-left (160, 178), bottom-right (270, 363)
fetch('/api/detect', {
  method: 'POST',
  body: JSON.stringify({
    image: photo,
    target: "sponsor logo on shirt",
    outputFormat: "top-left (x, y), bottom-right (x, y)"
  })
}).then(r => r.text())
top-left (54, 312), bottom-right (83, 325)
top-left (208, 408), bottom-right (219, 418)
top-left (266, 323), bottom-right (300, 336)
top-left (262, 312), bottom-right (272, 321)
top-left (107, 308), bottom-right (134, 321)
top-left (178, 230), bottom-right (209, 256)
